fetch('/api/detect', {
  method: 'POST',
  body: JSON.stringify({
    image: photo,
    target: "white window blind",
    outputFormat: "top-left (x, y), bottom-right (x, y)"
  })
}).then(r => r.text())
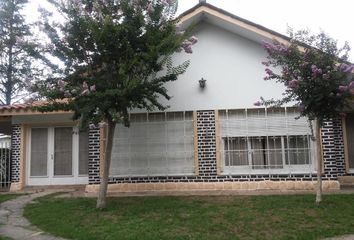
top-left (219, 108), bottom-right (315, 174)
top-left (30, 128), bottom-right (48, 177)
top-left (54, 127), bottom-right (73, 176)
top-left (79, 131), bottom-right (89, 175)
top-left (110, 111), bottom-right (194, 176)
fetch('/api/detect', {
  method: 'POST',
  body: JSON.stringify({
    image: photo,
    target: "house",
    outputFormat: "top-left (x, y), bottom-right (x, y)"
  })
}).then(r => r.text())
top-left (1, 1), bottom-right (353, 193)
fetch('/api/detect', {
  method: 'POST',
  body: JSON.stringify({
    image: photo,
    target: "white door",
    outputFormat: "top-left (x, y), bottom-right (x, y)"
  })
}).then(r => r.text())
top-left (27, 126), bottom-right (89, 186)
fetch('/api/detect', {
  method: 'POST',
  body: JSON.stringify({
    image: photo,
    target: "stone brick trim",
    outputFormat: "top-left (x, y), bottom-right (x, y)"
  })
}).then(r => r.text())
top-left (88, 127), bottom-right (100, 184)
top-left (86, 180), bottom-right (340, 193)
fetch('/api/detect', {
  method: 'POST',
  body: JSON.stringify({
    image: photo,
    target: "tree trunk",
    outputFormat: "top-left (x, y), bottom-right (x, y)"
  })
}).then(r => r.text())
top-left (96, 120), bottom-right (116, 209)
top-left (315, 120), bottom-right (323, 205)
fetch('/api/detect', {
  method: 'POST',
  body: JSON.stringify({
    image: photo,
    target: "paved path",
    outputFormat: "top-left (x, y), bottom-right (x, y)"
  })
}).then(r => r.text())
top-left (0, 191), bottom-right (66, 240)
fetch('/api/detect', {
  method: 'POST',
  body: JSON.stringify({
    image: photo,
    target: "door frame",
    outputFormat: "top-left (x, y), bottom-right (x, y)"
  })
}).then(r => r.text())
top-left (342, 116), bottom-right (354, 173)
top-left (26, 125), bottom-right (88, 186)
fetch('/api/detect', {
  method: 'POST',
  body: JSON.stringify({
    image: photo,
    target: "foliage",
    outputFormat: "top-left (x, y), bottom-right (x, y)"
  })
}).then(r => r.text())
top-left (24, 194), bottom-right (354, 240)
top-left (258, 30), bottom-right (354, 124)
top-left (0, 194), bottom-right (22, 203)
top-left (34, 0), bottom-right (196, 128)
top-left (0, 0), bottom-right (49, 105)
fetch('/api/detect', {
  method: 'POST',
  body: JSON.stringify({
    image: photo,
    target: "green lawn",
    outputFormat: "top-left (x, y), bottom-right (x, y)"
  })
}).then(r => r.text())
top-left (24, 194), bottom-right (354, 240)
top-left (0, 194), bottom-right (21, 204)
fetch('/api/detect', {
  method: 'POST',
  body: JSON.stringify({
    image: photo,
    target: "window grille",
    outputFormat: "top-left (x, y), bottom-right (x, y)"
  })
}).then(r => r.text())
top-left (110, 111), bottom-right (195, 176)
top-left (219, 107), bottom-right (315, 174)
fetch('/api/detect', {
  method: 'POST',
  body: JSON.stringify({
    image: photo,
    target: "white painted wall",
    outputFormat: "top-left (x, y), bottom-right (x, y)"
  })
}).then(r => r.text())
top-left (147, 22), bottom-right (286, 112)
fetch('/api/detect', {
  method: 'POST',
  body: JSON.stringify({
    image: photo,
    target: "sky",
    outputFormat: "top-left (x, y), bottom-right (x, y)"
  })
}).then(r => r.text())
top-left (25, 0), bottom-right (354, 61)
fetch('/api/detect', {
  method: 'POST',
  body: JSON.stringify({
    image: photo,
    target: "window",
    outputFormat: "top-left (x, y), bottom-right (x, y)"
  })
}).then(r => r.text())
top-left (110, 111), bottom-right (195, 176)
top-left (219, 108), bottom-right (315, 174)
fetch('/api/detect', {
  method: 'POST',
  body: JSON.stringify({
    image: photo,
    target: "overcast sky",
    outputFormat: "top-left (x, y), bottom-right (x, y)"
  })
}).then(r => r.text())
top-left (26, 0), bottom-right (354, 61)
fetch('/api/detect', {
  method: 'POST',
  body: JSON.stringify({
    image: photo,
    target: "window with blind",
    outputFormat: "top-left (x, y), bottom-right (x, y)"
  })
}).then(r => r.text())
top-left (219, 108), bottom-right (315, 174)
top-left (110, 111), bottom-right (195, 176)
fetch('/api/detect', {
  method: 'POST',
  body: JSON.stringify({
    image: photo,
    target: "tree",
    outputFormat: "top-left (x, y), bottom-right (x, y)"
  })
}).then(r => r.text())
top-left (258, 30), bottom-right (354, 204)
top-left (35, 0), bottom-right (197, 209)
top-left (0, 0), bottom-right (48, 105)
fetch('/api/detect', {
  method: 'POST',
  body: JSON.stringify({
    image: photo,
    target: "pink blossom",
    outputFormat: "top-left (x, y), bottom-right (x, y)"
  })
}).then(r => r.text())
top-left (265, 68), bottom-right (273, 76)
top-left (338, 85), bottom-right (348, 92)
top-left (183, 45), bottom-right (192, 54)
top-left (311, 64), bottom-right (322, 78)
top-left (147, 3), bottom-right (154, 13)
top-left (288, 79), bottom-right (299, 89)
top-left (298, 105), bottom-right (305, 112)
top-left (175, 24), bottom-right (185, 35)
top-left (339, 63), bottom-right (348, 71)
top-left (349, 81), bottom-right (354, 89)
top-left (261, 41), bottom-right (273, 51)
top-left (82, 81), bottom-right (88, 90)
top-left (339, 112), bottom-right (347, 117)
top-left (58, 80), bottom-right (66, 88)
top-left (64, 90), bottom-right (71, 98)
top-left (81, 89), bottom-right (89, 95)
top-left (254, 100), bottom-right (262, 106)
top-left (161, 0), bottom-right (169, 6)
top-left (189, 36), bottom-right (198, 45)
top-left (261, 61), bottom-right (270, 67)
top-left (89, 124), bottom-right (96, 129)
top-left (90, 85), bottom-right (96, 92)
top-left (336, 93), bottom-right (342, 97)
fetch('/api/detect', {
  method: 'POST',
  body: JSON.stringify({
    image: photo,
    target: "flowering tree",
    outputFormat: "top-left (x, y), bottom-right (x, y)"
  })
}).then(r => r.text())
top-left (258, 30), bottom-right (354, 204)
top-left (35, 0), bottom-right (197, 209)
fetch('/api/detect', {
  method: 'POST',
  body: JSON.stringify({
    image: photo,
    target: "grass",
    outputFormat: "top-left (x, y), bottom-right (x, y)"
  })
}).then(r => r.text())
top-left (0, 194), bottom-right (21, 204)
top-left (24, 194), bottom-right (354, 240)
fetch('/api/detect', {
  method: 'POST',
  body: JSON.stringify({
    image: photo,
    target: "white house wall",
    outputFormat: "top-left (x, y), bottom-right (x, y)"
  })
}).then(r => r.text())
top-left (142, 22), bottom-right (286, 113)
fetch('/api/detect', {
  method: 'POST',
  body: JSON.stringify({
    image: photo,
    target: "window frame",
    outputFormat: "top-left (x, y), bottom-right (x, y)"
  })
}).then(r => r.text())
top-left (110, 111), bottom-right (195, 177)
top-left (219, 107), bottom-right (317, 175)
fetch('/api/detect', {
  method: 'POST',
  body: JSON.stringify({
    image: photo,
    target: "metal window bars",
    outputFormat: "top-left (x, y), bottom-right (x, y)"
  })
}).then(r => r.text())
top-left (219, 107), bottom-right (315, 175)
top-left (0, 137), bottom-right (11, 190)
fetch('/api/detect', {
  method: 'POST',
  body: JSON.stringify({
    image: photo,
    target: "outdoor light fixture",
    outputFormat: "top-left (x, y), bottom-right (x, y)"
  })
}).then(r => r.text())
top-left (199, 78), bottom-right (206, 88)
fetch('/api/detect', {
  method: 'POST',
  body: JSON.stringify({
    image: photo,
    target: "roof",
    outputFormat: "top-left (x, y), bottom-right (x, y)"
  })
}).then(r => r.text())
top-left (177, 2), bottom-right (290, 44)
top-left (0, 101), bottom-right (70, 116)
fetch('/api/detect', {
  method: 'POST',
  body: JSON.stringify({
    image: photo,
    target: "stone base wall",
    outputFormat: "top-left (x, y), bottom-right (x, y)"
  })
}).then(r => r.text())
top-left (85, 180), bottom-right (340, 193)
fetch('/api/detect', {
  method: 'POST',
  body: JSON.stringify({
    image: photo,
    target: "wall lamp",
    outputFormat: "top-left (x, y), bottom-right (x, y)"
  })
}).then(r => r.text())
top-left (199, 78), bottom-right (207, 89)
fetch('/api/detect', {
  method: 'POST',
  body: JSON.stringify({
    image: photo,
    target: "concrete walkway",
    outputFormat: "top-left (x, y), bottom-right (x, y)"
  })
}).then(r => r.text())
top-left (0, 191), bottom-right (66, 240)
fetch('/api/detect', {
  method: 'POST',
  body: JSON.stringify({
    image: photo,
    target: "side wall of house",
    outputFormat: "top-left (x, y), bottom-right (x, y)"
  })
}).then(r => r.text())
top-left (86, 110), bottom-right (349, 192)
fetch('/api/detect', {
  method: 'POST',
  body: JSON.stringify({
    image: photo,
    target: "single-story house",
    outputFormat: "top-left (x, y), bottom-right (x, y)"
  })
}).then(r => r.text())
top-left (2, 1), bottom-right (354, 193)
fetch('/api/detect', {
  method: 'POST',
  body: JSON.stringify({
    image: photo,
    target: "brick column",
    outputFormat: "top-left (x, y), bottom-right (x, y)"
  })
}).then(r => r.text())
top-left (88, 127), bottom-right (100, 184)
top-left (196, 110), bottom-right (217, 177)
top-left (11, 124), bottom-right (21, 183)
top-left (321, 120), bottom-right (342, 180)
